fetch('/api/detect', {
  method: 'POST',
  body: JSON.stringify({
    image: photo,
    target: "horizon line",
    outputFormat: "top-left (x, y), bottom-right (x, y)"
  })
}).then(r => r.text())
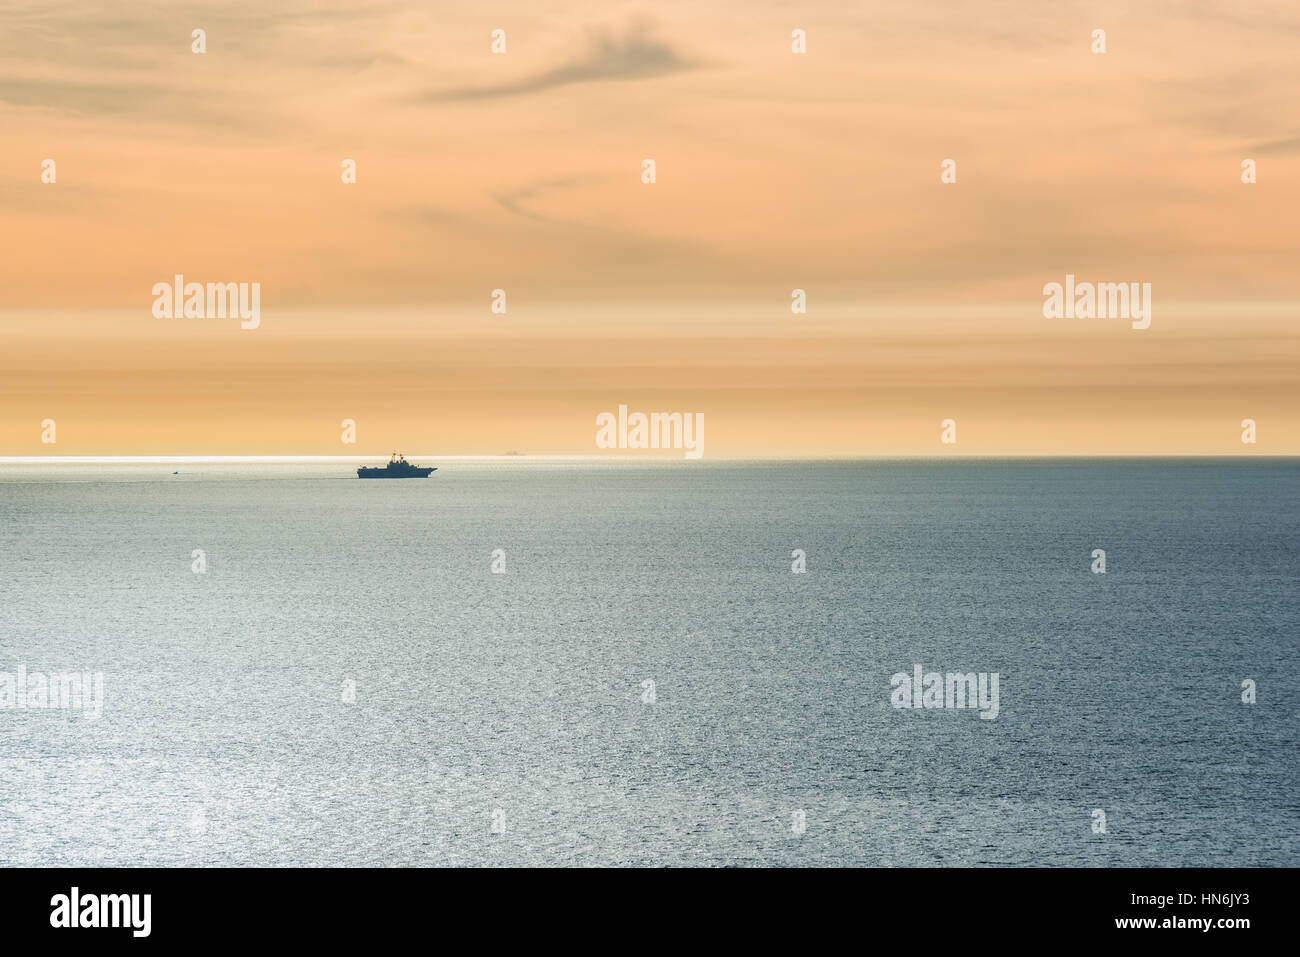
top-left (1, 454), bottom-right (1295, 465)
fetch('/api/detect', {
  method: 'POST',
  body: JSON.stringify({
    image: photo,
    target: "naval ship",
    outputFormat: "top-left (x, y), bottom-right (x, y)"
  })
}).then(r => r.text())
top-left (356, 453), bottom-right (437, 479)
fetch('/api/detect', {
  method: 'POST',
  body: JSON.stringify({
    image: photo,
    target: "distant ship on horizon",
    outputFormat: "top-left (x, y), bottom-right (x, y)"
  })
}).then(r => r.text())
top-left (356, 453), bottom-right (436, 479)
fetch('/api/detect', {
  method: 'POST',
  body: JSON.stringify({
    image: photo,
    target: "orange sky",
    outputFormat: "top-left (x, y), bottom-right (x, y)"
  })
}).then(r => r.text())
top-left (2, 1), bottom-right (1297, 456)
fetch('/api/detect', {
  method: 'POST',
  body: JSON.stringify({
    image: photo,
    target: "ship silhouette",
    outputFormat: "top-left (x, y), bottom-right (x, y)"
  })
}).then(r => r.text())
top-left (356, 453), bottom-right (436, 479)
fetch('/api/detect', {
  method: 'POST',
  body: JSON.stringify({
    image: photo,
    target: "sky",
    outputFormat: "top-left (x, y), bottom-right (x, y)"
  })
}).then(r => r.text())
top-left (1, 0), bottom-right (1298, 456)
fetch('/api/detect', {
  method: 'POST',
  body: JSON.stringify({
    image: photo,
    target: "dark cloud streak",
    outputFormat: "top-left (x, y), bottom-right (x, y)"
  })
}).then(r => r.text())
top-left (420, 25), bottom-right (695, 102)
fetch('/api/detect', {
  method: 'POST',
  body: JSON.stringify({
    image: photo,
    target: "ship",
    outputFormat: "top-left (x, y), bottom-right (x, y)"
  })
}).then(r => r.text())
top-left (356, 453), bottom-right (437, 479)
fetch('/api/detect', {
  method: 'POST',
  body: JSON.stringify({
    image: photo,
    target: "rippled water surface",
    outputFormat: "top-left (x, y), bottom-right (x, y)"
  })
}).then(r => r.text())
top-left (1, 460), bottom-right (1296, 866)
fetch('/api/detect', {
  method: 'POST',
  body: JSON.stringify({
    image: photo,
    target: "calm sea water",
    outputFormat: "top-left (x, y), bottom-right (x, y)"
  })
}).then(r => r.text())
top-left (1, 460), bottom-right (1296, 866)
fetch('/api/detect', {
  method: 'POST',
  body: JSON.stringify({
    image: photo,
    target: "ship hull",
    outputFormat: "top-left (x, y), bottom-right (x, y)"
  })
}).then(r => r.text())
top-left (356, 467), bottom-right (436, 479)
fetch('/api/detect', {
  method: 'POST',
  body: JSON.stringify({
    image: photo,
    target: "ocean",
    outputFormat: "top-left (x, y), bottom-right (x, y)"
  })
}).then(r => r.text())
top-left (1, 459), bottom-right (1296, 866)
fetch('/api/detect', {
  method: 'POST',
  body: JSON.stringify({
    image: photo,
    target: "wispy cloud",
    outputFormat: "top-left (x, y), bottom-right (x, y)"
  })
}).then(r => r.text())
top-left (1248, 135), bottom-right (1300, 154)
top-left (420, 24), bottom-right (695, 102)
top-left (493, 178), bottom-right (587, 221)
